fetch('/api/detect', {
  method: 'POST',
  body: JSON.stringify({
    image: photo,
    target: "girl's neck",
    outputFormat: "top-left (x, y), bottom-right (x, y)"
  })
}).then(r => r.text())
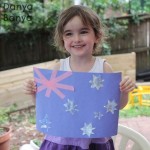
top-left (69, 55), bottom-right (96, 72)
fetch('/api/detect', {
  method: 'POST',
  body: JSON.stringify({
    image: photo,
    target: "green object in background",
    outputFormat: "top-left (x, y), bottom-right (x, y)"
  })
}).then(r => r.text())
top-left (120, 106), bottom-right (150, 118)
top-left (33, 139), bottom-right (42, 147)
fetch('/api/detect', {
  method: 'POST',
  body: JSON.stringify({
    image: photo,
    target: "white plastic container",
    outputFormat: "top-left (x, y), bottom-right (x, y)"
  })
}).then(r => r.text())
top-left (20, 140), bottom-right (40, 150)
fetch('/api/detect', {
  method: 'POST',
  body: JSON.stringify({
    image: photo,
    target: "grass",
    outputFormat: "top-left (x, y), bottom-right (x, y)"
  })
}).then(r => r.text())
top-left (0, 104), bottom-right (36, 125)
top-left (120, 105), bottom-right (150, 118)
top-left (119, 93), bottom-right (150, 118)
top-left (0, 104), bottom-right (17, 124)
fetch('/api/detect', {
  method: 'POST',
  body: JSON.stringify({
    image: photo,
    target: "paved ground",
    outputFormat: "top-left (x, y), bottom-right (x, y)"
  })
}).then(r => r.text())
top-left (10, 116), bottom-right (150, 149)
top-left (119, 116), bottom-right (150, 142)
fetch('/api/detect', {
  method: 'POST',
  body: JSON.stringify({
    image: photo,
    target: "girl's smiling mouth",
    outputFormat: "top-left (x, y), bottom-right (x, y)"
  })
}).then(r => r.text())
top-left (72, 44), bottom-right (85, 48)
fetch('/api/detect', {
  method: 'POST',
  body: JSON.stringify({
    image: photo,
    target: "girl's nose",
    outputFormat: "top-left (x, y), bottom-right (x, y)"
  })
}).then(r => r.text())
top-left (74, 34), bottom-right (81, 42)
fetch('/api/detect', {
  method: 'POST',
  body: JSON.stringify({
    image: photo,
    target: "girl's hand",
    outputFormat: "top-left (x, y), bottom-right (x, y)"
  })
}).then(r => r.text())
top-left (23, 79), bottom-right (37, 95)
top-left (120, 76), bottom-right (135, 93)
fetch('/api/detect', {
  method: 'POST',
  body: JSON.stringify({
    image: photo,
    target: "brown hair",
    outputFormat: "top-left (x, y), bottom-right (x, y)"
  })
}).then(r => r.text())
top-left (54, 5), bottom-right (105, 53)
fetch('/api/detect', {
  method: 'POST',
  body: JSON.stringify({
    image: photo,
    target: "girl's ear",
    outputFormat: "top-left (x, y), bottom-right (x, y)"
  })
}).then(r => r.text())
top-left (95, 30), bottom-right (103, 43)
top-left (95, 35), bottom-right (101, 44)
top-left (95, 37), bottom-right (100, 43)
top-left (95, 31), bottom-right (102, 43)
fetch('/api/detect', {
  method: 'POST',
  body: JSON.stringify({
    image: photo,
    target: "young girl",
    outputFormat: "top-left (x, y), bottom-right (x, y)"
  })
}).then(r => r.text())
top-left (24, 5), bottom-right (135, 150)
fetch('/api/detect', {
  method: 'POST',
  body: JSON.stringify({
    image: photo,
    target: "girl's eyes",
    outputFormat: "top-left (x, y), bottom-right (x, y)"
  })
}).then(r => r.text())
top-left (80, 30), bottom-right (88, 34)
top-left (65, 32), bottom-right (73, 37)
top-left (64, 30), bottom-right (89, 37)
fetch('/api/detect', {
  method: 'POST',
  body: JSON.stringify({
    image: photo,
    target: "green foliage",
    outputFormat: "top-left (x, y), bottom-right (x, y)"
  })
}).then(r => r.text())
top-left (0, 104), bottom-right (37, 125)
top-left (142, 94), bottom-right (150, 100)
top-left (101, 43), bottom-right (111, 55)
top-left (120, 93), bottom-right (150, 118)
top-left (33, 139), bottom-right (42, 147)
top-left (0, 104), bottom-right (18, 124)
top-left (28, 114), bottom-right (36, 124)
top-left (0, 127), bottom-right (7, 136)
top-left (0, 0), bottom-right (60, 33)
top-left (82, 0), bottom-right (150, 39)
top-left (104, 17), bottom-right (128, 39)
top-left (1, 110), bottom-right (8, 120)
top-left (120, 106), bottom-right (150, 118)
top-left (128, 0), bottom-right (150, 14)
top-left (1, 0), bottom-right (149, 33)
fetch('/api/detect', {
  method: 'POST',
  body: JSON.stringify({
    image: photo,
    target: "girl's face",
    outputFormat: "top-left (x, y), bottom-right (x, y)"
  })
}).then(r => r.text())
top-left (63, 16), bottom-right (98, 57)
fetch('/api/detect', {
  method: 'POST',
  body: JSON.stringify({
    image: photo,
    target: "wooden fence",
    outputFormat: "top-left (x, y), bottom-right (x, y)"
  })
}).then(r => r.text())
top-left (108, 14), bottom-right (150, 75)
top-left (0, 29), bottom-right (65, 71)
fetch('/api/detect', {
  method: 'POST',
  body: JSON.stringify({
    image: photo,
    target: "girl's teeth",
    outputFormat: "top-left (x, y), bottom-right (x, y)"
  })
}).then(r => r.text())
top-left (74, 45), bottom-right (82, 48)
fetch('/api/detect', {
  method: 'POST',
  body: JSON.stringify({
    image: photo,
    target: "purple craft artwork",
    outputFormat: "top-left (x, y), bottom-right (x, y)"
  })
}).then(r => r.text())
top-left (34, 68), bottom-right (121, 138)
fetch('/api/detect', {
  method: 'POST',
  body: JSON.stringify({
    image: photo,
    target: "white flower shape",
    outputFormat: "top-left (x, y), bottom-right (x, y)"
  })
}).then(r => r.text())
top-left (81, 123), bottom-right (95, 137)
top-left (64, 99), bottom-right (79, 115)
top-left (104, 100), bottom-right (117, 114)
top-left (39, 114), bottom-right (51, 131)
top-left (89, 75), bottom-right (104, 90)
top-left (94, 112), bottom-right (104, 120)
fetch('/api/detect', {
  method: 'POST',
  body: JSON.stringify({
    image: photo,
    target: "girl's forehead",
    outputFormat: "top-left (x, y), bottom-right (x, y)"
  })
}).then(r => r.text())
top-left (63, 16), bottom-right (89, 30)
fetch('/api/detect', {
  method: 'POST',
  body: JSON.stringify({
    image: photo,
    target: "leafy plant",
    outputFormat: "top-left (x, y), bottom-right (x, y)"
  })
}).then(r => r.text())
top-left (28, 115), bottom-right (36, 124)
top-left (33, 139), bottom-right (42, 147)
top-left (120, 106), bottom-right (150, 118)
top-left (0, 0), bottom-right (60, 33)
top-left (0, 109), bottom-right (9, 125)
top-left (0, 103), bottom-right (17, 124)
top-left (0, 127), bottom-right (6, 136)
top-left (101, 43), bottom-right (111, 55)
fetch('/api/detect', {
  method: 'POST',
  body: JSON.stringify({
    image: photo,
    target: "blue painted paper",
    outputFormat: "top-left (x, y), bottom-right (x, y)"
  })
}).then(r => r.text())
top-left (34, 68), bottom-right (121, 138)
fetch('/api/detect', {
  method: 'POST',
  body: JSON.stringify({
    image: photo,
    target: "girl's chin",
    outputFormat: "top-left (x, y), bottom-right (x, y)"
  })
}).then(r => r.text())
top-left (71, 53), bottom-right (88, 58)
top-left (72, 48), bottom-right (84, 51)
top-left (72, 50), bottom-right (85, 55)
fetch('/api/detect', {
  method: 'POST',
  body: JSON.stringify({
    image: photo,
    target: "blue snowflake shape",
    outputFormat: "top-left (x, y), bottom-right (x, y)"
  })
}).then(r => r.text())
top-left (89, 75), bottom-right (104, 90)
top-left (81, 123), bottom-right (95, 137)
top-left (104, 100), bottom-right (118, 114)
top-left (39, 114), bottom-right (51, 132)
top-left (64, 99), bottom-right (79, 115)
top-left (94, 112), bottom-right (104, 120)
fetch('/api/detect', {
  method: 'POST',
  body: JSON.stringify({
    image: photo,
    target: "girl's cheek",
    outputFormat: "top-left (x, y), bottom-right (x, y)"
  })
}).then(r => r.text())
top-left (65, 39), bottom-right (72, 47)
top-left (63, 41), bottom-right (70, 51)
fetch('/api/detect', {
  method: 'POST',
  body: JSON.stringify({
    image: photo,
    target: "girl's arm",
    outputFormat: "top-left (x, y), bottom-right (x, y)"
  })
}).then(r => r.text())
top-left (103, 61), bottom-right (135, 109)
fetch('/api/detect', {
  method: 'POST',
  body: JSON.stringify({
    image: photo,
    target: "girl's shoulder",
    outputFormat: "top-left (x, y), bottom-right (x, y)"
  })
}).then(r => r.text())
top-left (95, 57), bottom-right (113, 73)
top-left (48, 61), bottom-right (60, 70)
top-left (103, 61), bottom-right (113, 73)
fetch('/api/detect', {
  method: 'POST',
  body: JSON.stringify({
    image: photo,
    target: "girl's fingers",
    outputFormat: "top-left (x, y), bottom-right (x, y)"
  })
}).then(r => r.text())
top-left (120, 76), bottom-right (131, 87)
top-left (120, 76), bottom-right (129, 84)
top-left (23, 80), bottom-right (37, 95)
top-left (121, 82), bottom-right (134, 90)
top-left (121, 84), bottom-right (135, 92)
top-left (120, 76), bottom-right (135, 92)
